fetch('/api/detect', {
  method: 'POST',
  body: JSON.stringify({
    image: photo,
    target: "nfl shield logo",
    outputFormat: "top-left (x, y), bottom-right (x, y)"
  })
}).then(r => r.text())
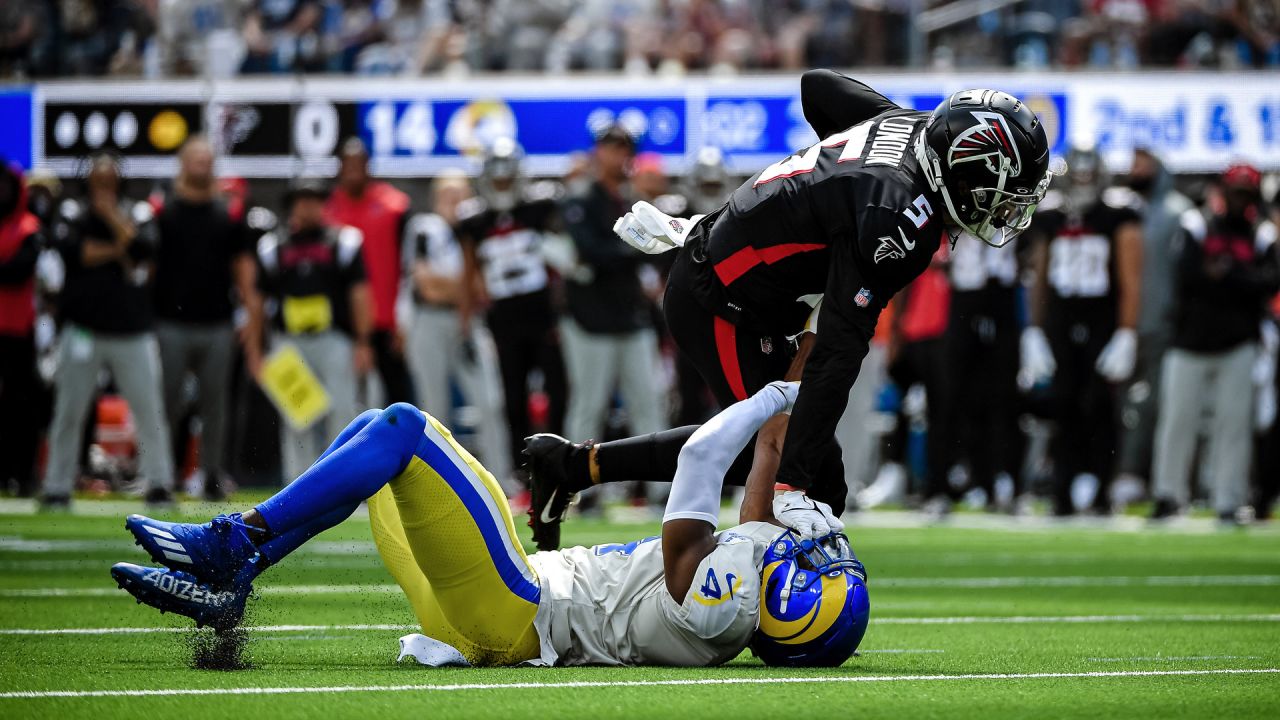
top-left (854, 288), bottom-right (872, 308)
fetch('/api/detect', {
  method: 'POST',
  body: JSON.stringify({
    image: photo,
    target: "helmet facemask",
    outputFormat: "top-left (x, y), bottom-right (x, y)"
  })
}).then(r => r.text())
top-left (920, 134), bottom-right (1055, 248)
top-left (774, 530), bottom-right (867, 603)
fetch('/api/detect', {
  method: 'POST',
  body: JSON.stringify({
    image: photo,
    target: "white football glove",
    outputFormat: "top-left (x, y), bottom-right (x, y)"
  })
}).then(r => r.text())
top-left (1020, 326), bottom-right (1056, 385)
top-left (1095, 327), bottom-right (1138, 383)
top-left (772, 490), bottom-right (844, 541)
top-left (612, 201), bottom-right (701, 255)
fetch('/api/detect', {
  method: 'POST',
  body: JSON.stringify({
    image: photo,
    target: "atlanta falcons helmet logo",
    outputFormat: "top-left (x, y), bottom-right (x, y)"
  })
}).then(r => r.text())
top-left (947, 111), bottom-right (1022, 178)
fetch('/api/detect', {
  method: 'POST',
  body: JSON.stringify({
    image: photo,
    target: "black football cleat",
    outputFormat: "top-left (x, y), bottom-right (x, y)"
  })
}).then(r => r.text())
top-left (522, 434), bottom-right (587, 552)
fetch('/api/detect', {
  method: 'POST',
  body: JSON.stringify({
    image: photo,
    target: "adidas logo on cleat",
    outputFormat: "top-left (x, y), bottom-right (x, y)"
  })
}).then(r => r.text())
top-left (141, 525), bottom-right (193, 564)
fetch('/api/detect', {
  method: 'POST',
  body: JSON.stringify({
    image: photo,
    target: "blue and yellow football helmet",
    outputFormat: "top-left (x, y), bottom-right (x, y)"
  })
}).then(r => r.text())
top-left (752, 529), bottom-right (870, 667)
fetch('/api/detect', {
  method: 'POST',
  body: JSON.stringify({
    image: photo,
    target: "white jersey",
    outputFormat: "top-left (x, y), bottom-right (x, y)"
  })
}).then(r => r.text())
top-left (527, 521), bottom-right (784, 667)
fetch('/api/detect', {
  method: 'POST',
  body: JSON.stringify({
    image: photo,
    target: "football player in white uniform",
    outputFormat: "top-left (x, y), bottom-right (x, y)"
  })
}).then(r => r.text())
top-left (112, 383), bottom-right (870, 667)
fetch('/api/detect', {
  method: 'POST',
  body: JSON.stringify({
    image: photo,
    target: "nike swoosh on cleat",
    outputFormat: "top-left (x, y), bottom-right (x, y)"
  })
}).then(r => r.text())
top-left (539, 489), bottom-right (561, 524)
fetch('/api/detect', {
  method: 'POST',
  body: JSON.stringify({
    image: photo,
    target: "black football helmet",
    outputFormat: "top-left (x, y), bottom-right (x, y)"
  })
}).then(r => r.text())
top-left (1062, 144), bottom-right (1108, 213)
top-left (917, 89), bottom-right (1054, 247)
top-left (688, 146), bottom-right (731, 214)
top-left (478, 137), bottom-right (525, 212)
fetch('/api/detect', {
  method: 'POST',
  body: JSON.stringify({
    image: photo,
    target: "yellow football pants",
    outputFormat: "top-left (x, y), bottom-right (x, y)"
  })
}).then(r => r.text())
top-left (367, 412), bottom-right (541, 666)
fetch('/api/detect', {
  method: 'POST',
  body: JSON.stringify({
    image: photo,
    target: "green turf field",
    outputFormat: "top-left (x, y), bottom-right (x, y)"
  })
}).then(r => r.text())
top-left (1, 501), bottom-right (1278, 719)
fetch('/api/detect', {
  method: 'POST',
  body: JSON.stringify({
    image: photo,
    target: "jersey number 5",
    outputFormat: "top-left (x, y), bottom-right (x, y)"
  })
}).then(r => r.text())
top-left (754, 124), bottom-right (872, 187)
top-left (902, 194), bottom-right (934, 229)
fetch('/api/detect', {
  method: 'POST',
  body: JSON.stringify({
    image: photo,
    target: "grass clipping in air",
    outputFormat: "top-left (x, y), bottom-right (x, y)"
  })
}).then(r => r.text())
top-left (186, 627), bottom-right (252, 670)
top-left (183, 598), bottom-right (256, 670)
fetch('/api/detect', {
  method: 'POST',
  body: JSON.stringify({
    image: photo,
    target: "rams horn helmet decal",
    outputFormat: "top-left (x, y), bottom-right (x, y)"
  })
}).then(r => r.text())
top-left (752, 529), bottom-right (870, 667)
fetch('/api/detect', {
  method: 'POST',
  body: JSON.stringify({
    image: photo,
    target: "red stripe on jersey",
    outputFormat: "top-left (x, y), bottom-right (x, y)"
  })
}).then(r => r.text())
top-left (713, 242), bottom-right (826, 286)
top-left (714, 316), bottom-right (748, 401)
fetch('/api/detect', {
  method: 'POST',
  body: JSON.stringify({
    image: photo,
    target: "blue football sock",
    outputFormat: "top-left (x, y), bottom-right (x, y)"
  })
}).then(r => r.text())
top-left (257, 504), bottom-right (357, 567)
top-left (254, 403), bottom-right (426, 541)
top-left (250, 410), bottom-right (384, 569)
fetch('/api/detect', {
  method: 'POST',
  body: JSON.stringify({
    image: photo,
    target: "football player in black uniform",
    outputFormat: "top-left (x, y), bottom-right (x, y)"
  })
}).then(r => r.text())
top-left (1022, 146), bottom-right (1143, 516)
top-left (943, 231), bottom-right (1023, 511)
top-left (457, 138), bottom-right (568, 477)
top-left (525, 70), bottom-right (1054, 550)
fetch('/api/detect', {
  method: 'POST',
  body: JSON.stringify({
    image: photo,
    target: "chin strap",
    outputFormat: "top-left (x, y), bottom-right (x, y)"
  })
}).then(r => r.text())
top-left (916, 133), bottom-right (976, 243)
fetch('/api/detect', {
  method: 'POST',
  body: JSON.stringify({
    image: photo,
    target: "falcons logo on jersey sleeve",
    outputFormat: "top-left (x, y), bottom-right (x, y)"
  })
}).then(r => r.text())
top-left (948, 111), bottom-right (1022, 177)
top-left (874, 227), bottom-right (917, 264)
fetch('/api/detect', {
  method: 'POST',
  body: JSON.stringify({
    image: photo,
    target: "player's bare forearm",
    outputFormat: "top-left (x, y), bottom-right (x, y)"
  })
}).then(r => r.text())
top-left (458, 242), bottom-right (482, 331)
top-left (232, 253), bottom-right (257, 307)
top-left (1115, 222), bottom-right (1143, 330)
top-left (740, 334), bottom-right (813, 520)
top-left (740, 414), bottom-right (788, 523)
top-left (661, 519), bottom-right (718, 600)
top-left (349, 283), bottom-right (374, 343)
top-left (786, 332), bottom-right (815, 381)
top-left (414, 261), bottom-right (461, 305)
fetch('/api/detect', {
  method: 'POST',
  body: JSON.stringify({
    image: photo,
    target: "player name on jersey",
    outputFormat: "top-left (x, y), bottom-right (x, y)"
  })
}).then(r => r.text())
top-left (865, 116), bottom-right (919, 167)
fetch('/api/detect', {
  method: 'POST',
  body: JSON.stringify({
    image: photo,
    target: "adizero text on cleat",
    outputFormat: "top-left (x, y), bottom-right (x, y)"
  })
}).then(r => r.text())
top-left (110, 562), bottom-right (253, 630)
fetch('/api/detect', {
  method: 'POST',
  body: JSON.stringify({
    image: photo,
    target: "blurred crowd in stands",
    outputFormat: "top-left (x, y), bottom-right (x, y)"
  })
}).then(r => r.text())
top-left (1, 120), bottom-right (1278, 524)
top-left (2, 0), bottom-right (1280, 79)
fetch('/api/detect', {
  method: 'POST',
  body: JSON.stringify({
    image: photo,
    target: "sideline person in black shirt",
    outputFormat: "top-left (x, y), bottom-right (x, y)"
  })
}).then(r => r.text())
top-left (153, 136), bottom-right (257, 500)
top-left (558, 135), bottom-right (666, 496)
top-left (1152, 164), bottom-right (1280, 523)
top-left (245, 178), bottom-right (373, 483)
top-left (40, 153), bottom-right (176, 508)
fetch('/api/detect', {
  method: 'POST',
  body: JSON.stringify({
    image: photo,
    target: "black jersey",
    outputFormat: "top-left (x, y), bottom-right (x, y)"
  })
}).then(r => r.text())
top-left (681, 70), bottom-right (947, 491)
top-left (256, 225), bottom-right (367, 337)
top-left (1030, 188), bottom-right (1141, 320)
top-left (701, 108), bottom-right (942, 334)
top-left (1171, 210), bottom-right (1279, 353)
top-left (55, 198), bottom-right (160, 335)
top-left (456, 183), bottom-right (560, 331)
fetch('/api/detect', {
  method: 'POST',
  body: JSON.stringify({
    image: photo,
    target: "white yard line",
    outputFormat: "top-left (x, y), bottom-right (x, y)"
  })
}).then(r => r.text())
top-left (0, 584), bottom-right (404, 598)
top-left (1, 668), bottom-right (1276, 700)
top-left (875, 614), bottom-right (1280, 625)
top-left (0, 624), bottom-right (414, 636)
top-left (1087, 655), bottom-right (1262, 662)
top-left (0, 537), bottom-right (374, 556)
top-left (3, 614), bottom-right (1278, 636)
top-left (860, 649), bottom-right (946, 654)
top-left (5, 574), bottom-right (1280, 599)
top-left (877, 575), bottom-right (1280, 588)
